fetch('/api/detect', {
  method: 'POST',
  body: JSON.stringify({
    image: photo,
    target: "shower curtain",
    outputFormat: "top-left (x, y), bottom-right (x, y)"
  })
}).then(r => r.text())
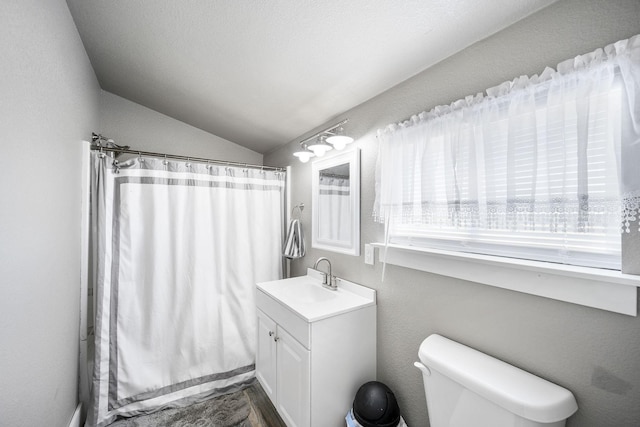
top-left (318, 175), bottom-right (351, 242)
top-left (86, 153), bottom-right (284, 427)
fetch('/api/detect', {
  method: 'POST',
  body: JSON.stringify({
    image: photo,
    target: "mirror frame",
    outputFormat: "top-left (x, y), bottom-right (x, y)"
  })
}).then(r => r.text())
top-left (311, 148), bottom-right (360, 256)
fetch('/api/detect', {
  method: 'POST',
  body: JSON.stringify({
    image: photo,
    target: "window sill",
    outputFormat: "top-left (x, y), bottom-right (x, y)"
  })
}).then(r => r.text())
top-left (372, 243), bottom-right (640, 316)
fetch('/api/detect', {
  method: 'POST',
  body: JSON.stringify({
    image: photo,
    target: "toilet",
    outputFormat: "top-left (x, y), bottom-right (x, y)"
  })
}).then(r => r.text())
top-left (414, 334), bottom-right (578, 427)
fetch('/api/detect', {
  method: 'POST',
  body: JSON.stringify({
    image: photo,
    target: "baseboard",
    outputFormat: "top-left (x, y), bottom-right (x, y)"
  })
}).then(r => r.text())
top-left (68, 403), bottom-right (82, 427)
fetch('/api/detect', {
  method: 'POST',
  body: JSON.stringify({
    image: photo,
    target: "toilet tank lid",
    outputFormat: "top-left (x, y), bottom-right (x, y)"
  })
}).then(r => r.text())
top-left (418, 334), bottom-right (578, 423)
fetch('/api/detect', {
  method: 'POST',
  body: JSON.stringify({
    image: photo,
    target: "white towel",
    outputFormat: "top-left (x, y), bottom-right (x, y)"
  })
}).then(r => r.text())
top-left (283, 219), bottom-right (305, 259)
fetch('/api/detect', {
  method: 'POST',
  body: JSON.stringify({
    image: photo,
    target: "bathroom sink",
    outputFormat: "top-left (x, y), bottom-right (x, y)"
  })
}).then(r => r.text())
top-left (257, 268), bottom-right (376, 322)
top-left (284, 281), bottom-right (338, 304)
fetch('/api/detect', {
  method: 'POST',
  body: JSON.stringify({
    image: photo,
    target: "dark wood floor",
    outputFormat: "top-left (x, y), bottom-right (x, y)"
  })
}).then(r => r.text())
top-left (244, 382), bottom-right (287, 427)
top-left (107, 380), bottom-right (287, 427)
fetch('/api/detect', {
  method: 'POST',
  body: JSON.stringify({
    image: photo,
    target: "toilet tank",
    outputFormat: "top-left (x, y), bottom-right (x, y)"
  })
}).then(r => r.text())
top-left (415, 334), bottom-right (578, 427)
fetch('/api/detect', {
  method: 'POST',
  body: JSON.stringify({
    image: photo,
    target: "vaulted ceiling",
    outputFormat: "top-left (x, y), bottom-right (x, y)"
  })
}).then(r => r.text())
top-left (66, 0), bottom-right (557, 154)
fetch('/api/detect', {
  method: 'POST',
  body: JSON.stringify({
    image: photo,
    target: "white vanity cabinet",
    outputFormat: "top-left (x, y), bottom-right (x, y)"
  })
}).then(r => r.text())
top-left (256, 270), bottom-right (376, 427)
top-left (257, 309), bottom-right (310, 426)
top-left (256, 310), bottom-right (279, 403)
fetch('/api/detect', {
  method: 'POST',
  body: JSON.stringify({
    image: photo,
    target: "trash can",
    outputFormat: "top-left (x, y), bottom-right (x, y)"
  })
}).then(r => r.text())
top-left (346, 381), bottom-right (407, 427)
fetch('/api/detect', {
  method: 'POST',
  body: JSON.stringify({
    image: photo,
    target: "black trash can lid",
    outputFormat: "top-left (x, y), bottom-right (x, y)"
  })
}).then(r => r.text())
top-left (352, 381), bottom-right (401, 427)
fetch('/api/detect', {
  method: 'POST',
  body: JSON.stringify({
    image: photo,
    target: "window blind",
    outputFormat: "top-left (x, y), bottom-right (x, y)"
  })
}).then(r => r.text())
top-left (374, 36), bottom-right (640, 270)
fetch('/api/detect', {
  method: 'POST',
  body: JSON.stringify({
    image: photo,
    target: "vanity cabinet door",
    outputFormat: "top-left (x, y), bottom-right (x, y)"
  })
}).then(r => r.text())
top-left (276, 326), bottom-right (310, 427)
top-left (256, 310), bottom-right (277, 403)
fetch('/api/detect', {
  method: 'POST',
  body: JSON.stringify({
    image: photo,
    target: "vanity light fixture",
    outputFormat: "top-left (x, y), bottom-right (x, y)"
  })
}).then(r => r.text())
top-left (293, 119), bottom-right (353, 162)
top-left (326, 126), bottom-right (354, 150)
top-left (307, 136), bottom-right (333, 157)
top-left (293, 144), bottom-right (315, 163)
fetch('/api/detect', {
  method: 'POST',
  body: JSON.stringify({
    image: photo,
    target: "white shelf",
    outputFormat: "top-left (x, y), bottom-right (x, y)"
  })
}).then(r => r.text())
top-left (373, 243), bottom-right (640, 316)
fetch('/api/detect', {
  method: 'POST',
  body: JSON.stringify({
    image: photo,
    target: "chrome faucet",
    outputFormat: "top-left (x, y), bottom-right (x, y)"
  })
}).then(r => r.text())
top-left (313, 257), bottom-right (337, 290)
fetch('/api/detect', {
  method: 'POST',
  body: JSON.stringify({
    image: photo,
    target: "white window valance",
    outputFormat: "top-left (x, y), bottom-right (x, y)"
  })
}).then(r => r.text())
top-left (374, 35), bottom-right (640, 269)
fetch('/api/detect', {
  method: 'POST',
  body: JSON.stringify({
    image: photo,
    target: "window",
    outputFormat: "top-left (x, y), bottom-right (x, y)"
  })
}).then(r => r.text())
top-left (374, 36), bottom-right (640, 271)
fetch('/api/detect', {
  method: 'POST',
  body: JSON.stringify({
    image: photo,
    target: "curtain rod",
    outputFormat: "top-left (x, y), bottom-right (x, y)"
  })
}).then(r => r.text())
top-left (90, 139), bottom-right (284, 172)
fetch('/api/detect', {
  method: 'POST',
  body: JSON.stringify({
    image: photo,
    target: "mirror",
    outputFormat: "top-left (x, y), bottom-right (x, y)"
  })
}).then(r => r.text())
top-left (311, 148), bottom-right (360, 256)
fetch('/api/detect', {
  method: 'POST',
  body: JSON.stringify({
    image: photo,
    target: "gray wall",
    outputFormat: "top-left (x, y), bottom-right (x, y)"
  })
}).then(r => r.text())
top-left (99, 91), bottom-right (263, 165)
top-left (264, 0), bottom-right (640, 425)
top-left (0, 1), bottom-right (101, 426)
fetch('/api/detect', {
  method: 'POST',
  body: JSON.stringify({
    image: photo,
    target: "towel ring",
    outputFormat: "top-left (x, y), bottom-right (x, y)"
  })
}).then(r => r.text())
top-left (291, 203), bottom-right (304, 219)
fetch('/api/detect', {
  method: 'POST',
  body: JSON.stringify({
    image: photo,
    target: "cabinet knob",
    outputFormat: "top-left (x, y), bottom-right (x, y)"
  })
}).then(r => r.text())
top-left (269, 331), bottom-right (274, 337)
top-left (274, 336), bottom-right (280, 342)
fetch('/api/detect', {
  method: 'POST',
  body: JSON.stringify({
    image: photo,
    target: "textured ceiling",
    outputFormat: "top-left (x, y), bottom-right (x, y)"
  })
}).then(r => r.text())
top-left (67, 0), bottom-right (557, 154)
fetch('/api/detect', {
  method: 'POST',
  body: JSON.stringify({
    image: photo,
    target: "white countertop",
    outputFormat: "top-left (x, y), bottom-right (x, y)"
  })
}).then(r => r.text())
top-left (257, 269), bottom-right (376, 322)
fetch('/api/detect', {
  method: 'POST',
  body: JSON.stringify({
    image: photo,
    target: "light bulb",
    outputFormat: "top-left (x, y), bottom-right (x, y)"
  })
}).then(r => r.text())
top-left (293, 145), bottom-right (315, 163)
top-left (326, 126), bottom-right (353, 151)
top-left (326, 135), bottom-right (353, 150)
top-left (296, 152), bottom-right (313, 163)
top-left (308, 139), bottom-right (333, 157)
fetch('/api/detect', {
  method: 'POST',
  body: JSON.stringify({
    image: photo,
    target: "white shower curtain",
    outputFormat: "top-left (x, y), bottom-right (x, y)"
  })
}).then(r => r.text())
top-left (86, 153), bottom-right (284, 427)
top-left (318, 175), bottom-right (351, 242)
